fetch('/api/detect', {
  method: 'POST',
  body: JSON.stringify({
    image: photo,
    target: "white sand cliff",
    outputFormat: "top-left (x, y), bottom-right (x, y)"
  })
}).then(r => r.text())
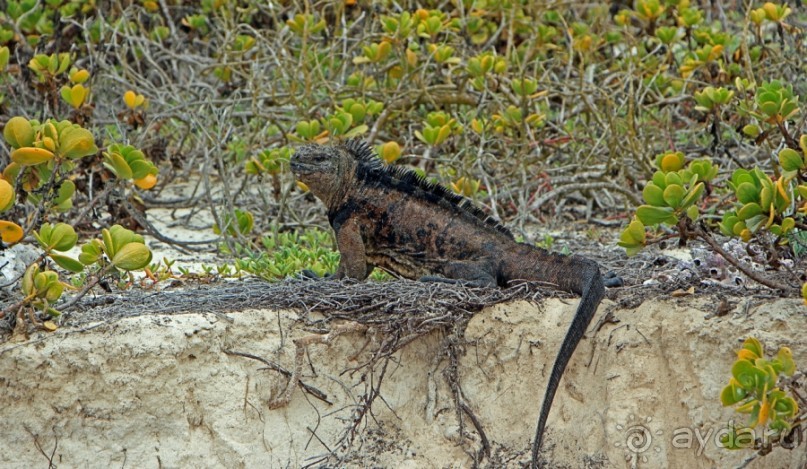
top-left (1, 296), bottom-right (805, 468)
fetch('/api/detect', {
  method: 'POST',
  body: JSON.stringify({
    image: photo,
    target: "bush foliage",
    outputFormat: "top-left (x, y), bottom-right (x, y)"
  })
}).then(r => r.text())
top-left (1, 1), bottom-right (807, 325)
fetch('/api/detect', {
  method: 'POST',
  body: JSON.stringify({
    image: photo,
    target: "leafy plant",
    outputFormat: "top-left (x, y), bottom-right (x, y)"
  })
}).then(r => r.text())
top-left (103, 144), bottom-right (159, 190)
top-left (720, 337), bottom-right (800, 449)
top-left (236, 228), bottom-right (340, 280)
top-left (79, 224), bottom-right (153, 272)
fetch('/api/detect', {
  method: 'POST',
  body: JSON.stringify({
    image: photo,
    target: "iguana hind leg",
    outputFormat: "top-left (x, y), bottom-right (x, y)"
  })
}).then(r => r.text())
top-left (419, 261), bottom-right (497, 288)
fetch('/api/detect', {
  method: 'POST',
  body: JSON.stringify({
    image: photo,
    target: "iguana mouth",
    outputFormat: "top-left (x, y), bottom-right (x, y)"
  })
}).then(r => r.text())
top-left (289, 160), bottom-right (314, 174)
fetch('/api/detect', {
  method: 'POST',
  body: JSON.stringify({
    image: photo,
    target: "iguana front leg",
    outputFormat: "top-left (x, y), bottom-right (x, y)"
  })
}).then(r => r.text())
top-left (333, 217), bottom-right (370, 280)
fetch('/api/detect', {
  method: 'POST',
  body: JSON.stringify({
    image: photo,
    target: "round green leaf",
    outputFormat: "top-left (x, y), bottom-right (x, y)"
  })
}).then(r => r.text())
top-left (651, 171), bottom-right (667, 188)
top-left (741, 337), bottom-right (763, 358)
top-left (45, 282), bottom-right (64, 302)
top-left (735, 182), bottom-right (759, 205)
top-left (662, 184), bottom-right (685, 208)
top-left (50, 223), bottom-right (78, 251)
top-left (778, 148), bottom-right (804, 172)
top-left (720, 382), bottom-right (747, 406)
top-left (635, 205), bottom-right (677, 226)
top-left (737, 203), bottom-right (763, 220)
top-left (128, 159), bottom-right (153, 180)
top-left (731, 360), bottom-right (764, 390)
top-left (664, 172), bottom-right (683, 187)
top-left (112, 242), bottom-right (152, 271)
top-left (686, 205), bottom-right (699, 220)
top-left (109, 225), bottom-right (143, 253)
top-left (780, 217), bottom-right (795, 234)
top-left (642, 183), bottom-right (665, 206)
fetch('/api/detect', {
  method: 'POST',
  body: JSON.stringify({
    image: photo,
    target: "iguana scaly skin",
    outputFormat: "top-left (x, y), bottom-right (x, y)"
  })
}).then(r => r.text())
top-left (290, 140), bottom-right (606, 466)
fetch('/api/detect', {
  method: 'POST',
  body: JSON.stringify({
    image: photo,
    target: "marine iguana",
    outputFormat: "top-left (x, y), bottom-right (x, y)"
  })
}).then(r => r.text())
top-left (290, 139), bottom-right (608, 467)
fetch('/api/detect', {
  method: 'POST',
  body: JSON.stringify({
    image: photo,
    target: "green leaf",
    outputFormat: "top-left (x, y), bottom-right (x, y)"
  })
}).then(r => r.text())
top-left (720, 381), bottom-right (748, 406)
top-left (732, 359), bottom-right (769, 393)
top-left (778, 148), bottom-right (804, 172)
top-left (50, 253), bottom-right (85, 273)
top-left (742, 124), bottom-right (761, 138)
top-left (626, 219), bottom-right (645, 244)
top-left (737, 203), bottom-right (763, 220)
top-left (651, 171), bottom-right (667, 188)
top-left (616, 241), bottom-right (644, 257)
top-left (109, 225), bottom-right (143, 254)
top-left (105, 151), bottom-right (133, 179)
top-left (102, 227), bottom-right (115, 258)
top-left (780, 217), bottom-right (795, 234)
top-left (0, 46), bottom-right (9, 70)
top-left (79, 240), bottom-right (103, 265)
top-left (635, 205), bottom-right (677, 225)
top-left (343, 124), bottom-right (369, 138)
top-left (49, 223), bottom-right (78, 251)
top-left (745, 214), bottom-right (767, 233)
top-left (735, 182), bottom-right (759, 205)
top-left (642, 183), bottom-right (665, 206)
top-left (680, 182), bottom-right (705, 209)
top-left (664, 171), bottom-right (683, 187)
top-left (128, 159), bottom-right (153, 180)
top-left (662, 184), bottom-right (685, 208)
top-left (617, 220), bottom-right (645, 256)
top-left (741, 337), bottom-right (763, 358)
top-left (112, 242), bottom-right (152, 271)
top-left (59, 126), bottom-right (98, 159)
top-left (53, 181), bottom-right (75, 207)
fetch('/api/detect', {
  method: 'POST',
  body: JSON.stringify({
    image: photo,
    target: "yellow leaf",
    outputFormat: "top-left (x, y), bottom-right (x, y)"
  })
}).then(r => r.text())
top-left (762, 2), bottom-right (778, 20)
top-left (68, 84), bottom-right (88, 109)
top-left (380, 141), bottom-right (401, 164)
top-left (3, 116), bottom-right (35, 148)
top-left (42, 136), bottom-right (56, 152)
top-left (70, 68), bottom-right (90, 84)
top-left (0, 220), bottom-right (23, 243)
top-left (776, 176), bottom-right (790, 205)
top-left (406, 49), bottom-right (418, 67)
top-left (11, 147), bottom-right (55, 166)
top-left (0, 179), bottom-right (14, 212)
top-left (134, 174), bottom-right (157, 190)
top-left (758, 400), bottom-right (770, 426)
top-left (740, 228), bottom-right (752, 242)
top-left (436, 124), bottom-right (451, 145)
top-left (123, 90), bottom-right (137, 109)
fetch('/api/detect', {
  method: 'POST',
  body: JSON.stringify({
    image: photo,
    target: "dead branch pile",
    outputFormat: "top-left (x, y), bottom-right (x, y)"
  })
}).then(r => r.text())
top-left (44, 277), bottom-right (547, 330)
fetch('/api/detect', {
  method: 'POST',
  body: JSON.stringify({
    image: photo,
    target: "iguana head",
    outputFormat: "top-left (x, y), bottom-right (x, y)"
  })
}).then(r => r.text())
top-left (291, 143), bottom-right (353, 205)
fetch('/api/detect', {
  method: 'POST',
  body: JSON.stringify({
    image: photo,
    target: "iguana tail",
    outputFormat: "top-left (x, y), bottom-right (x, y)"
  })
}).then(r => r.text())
top-left (514, 250), bottom-right (605, 468)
